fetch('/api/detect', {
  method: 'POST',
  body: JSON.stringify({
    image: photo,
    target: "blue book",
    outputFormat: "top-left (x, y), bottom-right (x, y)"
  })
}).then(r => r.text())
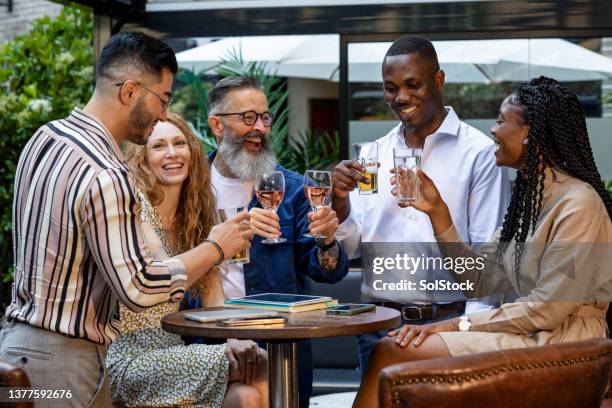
top-left (224, 293), bottom-right (336, 312)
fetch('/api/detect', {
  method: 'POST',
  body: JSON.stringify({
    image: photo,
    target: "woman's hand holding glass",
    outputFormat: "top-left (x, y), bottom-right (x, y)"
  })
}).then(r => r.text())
top-left (207, 212), bottom-right (254, 260)
top-left (390, 168), bottom-right (453, 235)
top-left (390, 168), bottom-right (440, 212)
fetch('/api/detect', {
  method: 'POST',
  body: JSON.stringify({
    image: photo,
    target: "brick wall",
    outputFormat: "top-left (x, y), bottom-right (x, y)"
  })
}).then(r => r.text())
top-left (0, 0), bottom-right (63, 43)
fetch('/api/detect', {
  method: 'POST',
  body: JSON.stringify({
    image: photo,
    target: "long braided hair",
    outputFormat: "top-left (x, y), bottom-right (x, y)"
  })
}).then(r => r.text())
top-left (497, 76), bottom-right (612, 281)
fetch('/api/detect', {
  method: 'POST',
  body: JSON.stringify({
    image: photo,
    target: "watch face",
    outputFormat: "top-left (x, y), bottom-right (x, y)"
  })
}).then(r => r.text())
top-left (458, 320), bottom-right (471, 331)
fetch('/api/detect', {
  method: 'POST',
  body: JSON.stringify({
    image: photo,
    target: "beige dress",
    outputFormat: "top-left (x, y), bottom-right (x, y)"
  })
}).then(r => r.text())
top-left (106, 195), bottom-right (229, 407)
top-left (437, 168), bottom-right (612, 356)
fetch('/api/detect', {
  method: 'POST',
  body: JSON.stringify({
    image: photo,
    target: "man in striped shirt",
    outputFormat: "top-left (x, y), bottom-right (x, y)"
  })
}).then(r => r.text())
top-left (0, 32), bottom-right (252, 407)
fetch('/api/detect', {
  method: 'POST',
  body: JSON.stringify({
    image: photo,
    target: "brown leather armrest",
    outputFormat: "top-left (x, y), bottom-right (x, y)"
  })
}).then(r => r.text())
top-left (0, 360), bottom-right (31, 388)
top-left (379, 338), bottom-right (612, 408)
top-left (0, 359), bottom-right (33, 408)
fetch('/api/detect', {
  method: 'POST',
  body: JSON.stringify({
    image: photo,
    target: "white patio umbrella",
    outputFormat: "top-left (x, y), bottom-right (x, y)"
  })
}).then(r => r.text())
top-left (177, 35), bottom-right (612, 84)
top-left (176, 35), bottom-right (339, 80)
top-left (437, 39), bottom-right (612, 83)
top-left (343, 41), bottom-right (492, 83)
top-left (177, 35), bottom-right (487, 83)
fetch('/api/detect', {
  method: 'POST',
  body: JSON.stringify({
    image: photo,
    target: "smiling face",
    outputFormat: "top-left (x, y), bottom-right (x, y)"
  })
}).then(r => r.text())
top-left (218, 88), bottom-right (271, 152)
top-left (491, 95), bottom-right (530, 169)
top-left (382, 53), bottom-right (444, 133)
top-left (146, 121), bottom-right (191, 187)
top-left (213, 87), bottom-right (277, 181)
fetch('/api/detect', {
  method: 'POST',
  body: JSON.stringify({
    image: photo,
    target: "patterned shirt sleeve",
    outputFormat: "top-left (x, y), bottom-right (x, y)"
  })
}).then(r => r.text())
top-left (80, 168), bottom-right (187, 311)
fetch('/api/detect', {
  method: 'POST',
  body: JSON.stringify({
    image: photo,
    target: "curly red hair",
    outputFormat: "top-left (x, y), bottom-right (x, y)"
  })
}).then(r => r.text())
top-left (123, 112), bottom-right (219, 297)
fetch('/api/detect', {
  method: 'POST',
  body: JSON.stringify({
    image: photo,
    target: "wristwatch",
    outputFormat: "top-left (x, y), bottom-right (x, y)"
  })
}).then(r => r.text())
top-left (315, 237), bottom-right (337, 250)
top-left (458, 315), bottom-right (472, 332)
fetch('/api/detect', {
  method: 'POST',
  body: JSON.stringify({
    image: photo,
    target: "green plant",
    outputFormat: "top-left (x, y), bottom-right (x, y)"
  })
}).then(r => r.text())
top-left (0, 7), bottom-right (93, 309)
top-left (173, 69), bottom-right (218, 151)
top-left (173, 49), bottom-right (339, 172)
top-left (283, 129), bottom-right (340, 174)
top-left (605, 180), bottom-right (612, 197)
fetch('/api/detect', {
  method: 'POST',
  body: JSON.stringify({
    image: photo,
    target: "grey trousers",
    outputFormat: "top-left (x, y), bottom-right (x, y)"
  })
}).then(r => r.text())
top-left (0, 320), bottom-right (111, 408)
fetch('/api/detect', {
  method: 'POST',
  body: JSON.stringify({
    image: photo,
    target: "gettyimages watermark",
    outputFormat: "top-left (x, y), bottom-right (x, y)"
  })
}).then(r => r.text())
top-left (360, 242), bottom-right (612, 303)
top-left (370, 252), bottom-right (484, 292)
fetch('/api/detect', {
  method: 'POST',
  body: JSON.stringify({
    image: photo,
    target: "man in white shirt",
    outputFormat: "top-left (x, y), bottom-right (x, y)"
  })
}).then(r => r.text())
top-left (332, 35), bottom-right (510, 372)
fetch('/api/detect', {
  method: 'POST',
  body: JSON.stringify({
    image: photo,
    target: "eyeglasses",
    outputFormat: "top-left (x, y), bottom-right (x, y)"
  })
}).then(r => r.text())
top-left (115, 81), bottom-right (172, 110)
top-left (216, 110), bottom-right (274, 127)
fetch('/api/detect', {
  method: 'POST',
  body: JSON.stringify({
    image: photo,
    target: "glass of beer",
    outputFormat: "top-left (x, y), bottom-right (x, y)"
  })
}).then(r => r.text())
top-left (393, 147), bottom-right (422, 203)
top-left (255, 171), bottom-right (287, 244)
top-left (218, 208), bottom-right (250, 264)
top-left (351, 142), bottom-right (378, 194)
top-left (303, 170), bottom-right (332, 238)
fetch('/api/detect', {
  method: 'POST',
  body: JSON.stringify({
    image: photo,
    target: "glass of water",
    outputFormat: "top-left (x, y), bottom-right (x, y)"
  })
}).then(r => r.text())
top-left (393, 147), bottom-right (422, 204)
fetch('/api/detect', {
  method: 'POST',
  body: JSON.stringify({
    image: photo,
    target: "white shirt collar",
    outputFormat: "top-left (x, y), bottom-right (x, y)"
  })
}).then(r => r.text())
top-left (392, 106), bottom-right (461, 146)
top-left (212, 162), bottom-right (245, 186)
top-left (436, 107), bottom-right (461, 137)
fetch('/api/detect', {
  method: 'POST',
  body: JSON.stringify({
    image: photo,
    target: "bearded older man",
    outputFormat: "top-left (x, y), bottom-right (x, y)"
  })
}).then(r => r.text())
top-left (183, 76), bottom-right (349, 408)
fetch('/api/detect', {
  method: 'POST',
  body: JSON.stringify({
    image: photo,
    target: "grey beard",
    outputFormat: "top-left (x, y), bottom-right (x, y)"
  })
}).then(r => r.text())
top-left (217, 133), bottom-right (277, 182)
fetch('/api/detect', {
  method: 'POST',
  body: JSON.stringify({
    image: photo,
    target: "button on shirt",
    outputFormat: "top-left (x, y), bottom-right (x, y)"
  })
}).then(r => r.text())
top-left (6, 108), bottom-right (187, 345)
top-left (336, 107), bottom-right (510, 304)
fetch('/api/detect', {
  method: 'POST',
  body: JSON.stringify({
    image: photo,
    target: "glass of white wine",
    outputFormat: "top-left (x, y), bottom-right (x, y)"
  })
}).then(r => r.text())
top-left (303, 170), bottom-right (332, 239)
top-left (255, 171), bottom-right (287, 244)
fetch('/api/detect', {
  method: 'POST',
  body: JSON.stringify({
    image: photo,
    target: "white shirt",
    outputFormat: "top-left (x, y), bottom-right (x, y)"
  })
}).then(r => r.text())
top-left (211, 163), bottom-right (253, 299)
top-left (336, 107), bottom-right (511, 306)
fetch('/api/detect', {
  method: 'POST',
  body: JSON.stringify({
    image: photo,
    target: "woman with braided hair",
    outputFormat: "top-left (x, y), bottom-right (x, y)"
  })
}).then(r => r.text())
top-left (353, 76), bottom-right (612, 407)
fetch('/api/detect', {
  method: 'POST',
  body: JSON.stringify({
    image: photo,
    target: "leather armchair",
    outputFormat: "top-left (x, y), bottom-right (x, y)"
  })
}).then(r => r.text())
top-left (0, 359), bottom-right (33, 407)
top-left (378, 338), bottom-right (612, 408)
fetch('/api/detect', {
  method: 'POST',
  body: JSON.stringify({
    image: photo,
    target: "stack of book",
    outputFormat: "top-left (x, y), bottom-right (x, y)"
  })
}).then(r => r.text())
top-left (224, 293), bottom-right (338, 313)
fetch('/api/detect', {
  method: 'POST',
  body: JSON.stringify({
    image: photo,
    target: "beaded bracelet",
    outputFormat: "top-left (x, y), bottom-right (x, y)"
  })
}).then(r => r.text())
top-left (203, 238), bottom-right (225, 265)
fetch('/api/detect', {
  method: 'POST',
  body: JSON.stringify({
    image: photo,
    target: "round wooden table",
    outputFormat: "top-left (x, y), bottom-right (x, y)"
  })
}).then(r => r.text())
top-left (161, 306), bottom-right (400, 408)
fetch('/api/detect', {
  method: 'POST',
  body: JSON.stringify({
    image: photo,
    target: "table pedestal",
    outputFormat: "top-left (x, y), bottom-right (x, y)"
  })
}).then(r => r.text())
top-left (268, 341), bottom-right (299, 408)
top-left (161, 307), bottom-right (400, 408)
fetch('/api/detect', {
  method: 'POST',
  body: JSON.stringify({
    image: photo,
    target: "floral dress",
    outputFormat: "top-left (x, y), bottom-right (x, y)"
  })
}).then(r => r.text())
top-left (106, 194), bottom-right (229, 407)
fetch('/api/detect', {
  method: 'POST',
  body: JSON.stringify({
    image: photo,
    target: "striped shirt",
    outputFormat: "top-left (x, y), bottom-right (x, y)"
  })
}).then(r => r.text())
top-left (6, 108), bottom-right (187, 345)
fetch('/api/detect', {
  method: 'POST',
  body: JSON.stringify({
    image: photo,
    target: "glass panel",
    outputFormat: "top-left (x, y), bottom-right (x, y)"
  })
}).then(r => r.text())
top-left (347, 37), bottom-right (612, 180)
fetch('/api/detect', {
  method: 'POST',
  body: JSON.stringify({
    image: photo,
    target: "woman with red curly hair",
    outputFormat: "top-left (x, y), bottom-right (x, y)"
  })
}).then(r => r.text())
top-left (106, 112), bottom-right (268, 408)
